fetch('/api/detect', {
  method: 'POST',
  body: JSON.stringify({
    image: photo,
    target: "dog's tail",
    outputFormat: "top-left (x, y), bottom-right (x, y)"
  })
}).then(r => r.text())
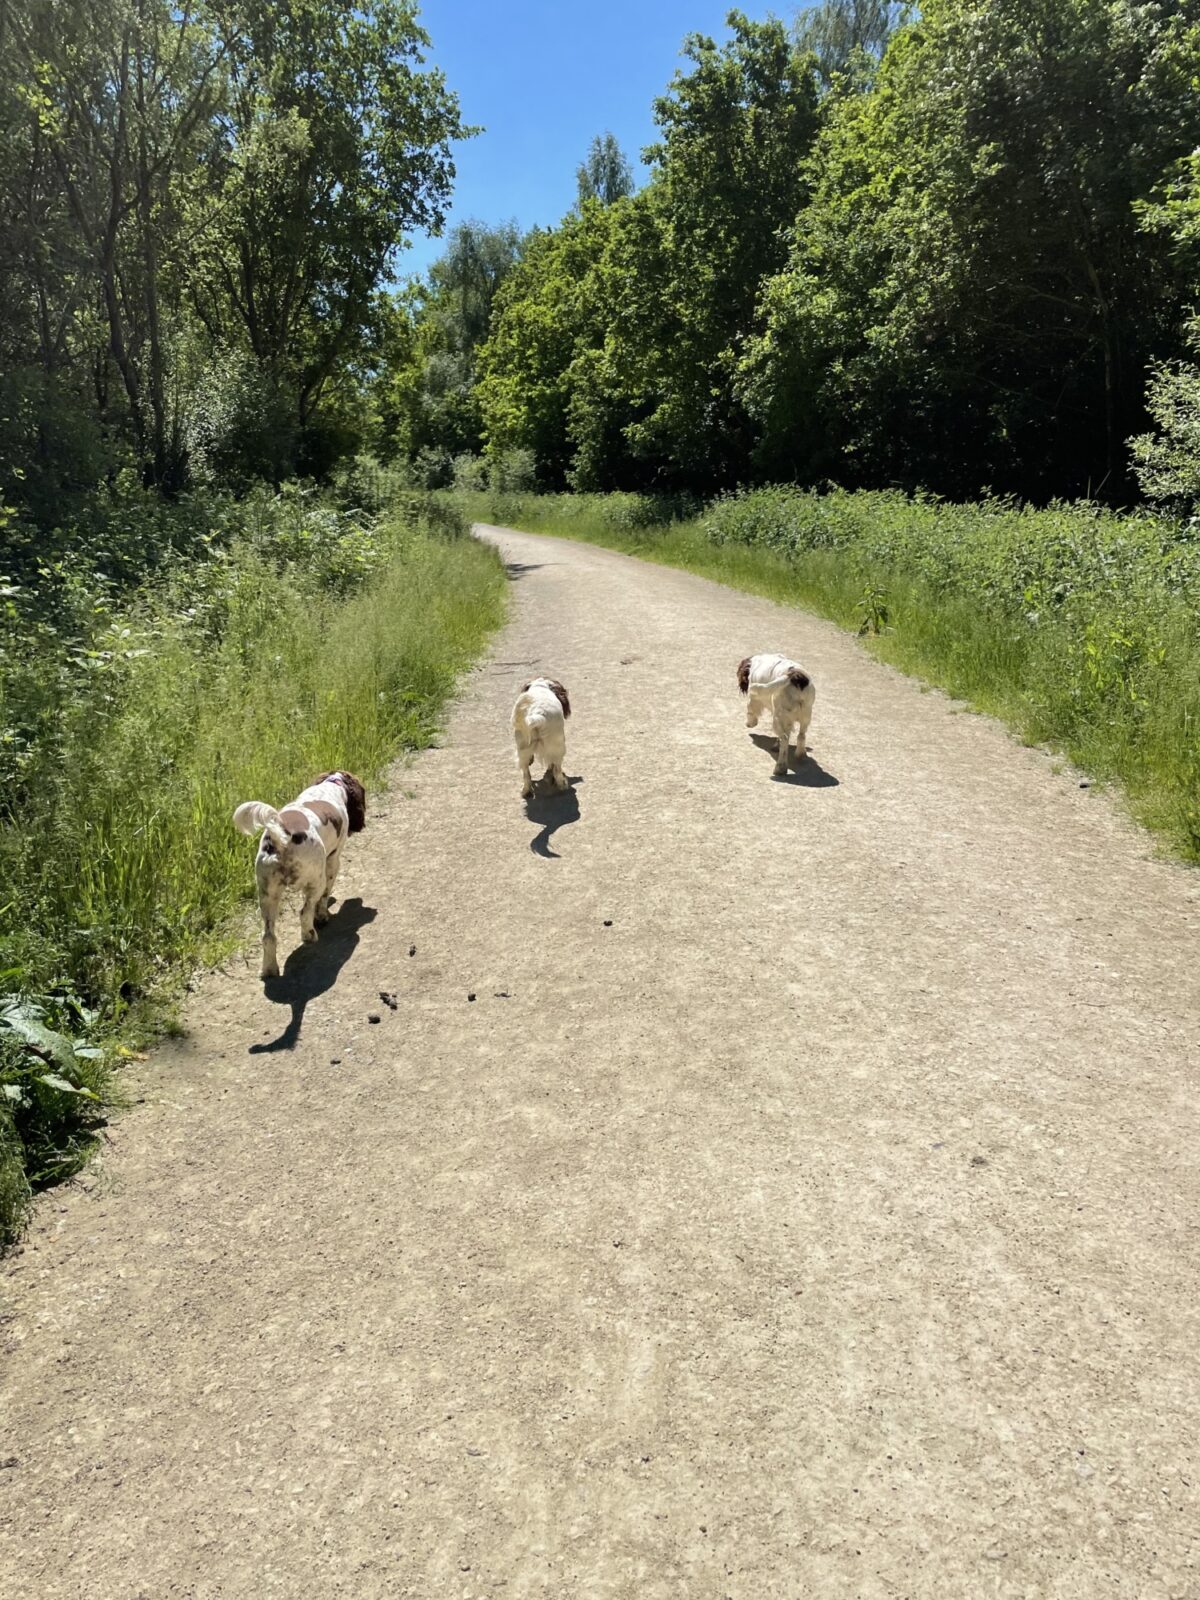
top-left (233, 802), bottom-right (294, 852)
top-left (749, 669), bottom-right (812, 694)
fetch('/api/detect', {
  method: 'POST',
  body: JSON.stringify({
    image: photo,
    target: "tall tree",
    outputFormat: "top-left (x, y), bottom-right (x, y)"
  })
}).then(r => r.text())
top-left (743, 0), bottom-right (1200, 498)
top-left (376, 219), bottom-right (523, 464)
top-left (608, 10), bottom-right (820, 487)
top-left (794, 0), bottom-right (906, 87)
top-left (575, 132), bottom-right (634, 209)
top-left (194, 0), bottom-right (468, 472)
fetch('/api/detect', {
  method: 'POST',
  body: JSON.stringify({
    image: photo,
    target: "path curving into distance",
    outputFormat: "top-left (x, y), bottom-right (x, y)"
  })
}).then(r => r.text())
top-left (2, 523), bottom-right (1198, 1597)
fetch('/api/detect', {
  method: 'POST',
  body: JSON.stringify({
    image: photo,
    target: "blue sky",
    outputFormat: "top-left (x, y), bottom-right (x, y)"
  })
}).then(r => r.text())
top-left (402, 1), bottom-right (785, 279)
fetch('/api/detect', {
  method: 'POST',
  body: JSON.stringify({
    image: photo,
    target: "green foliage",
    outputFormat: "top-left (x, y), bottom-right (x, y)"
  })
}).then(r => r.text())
top-left (0, 480), bottom-right (505, 1245)
top-left (478, 12), bottom-right (820, 492)
top-left (462, 3), bottom-right (1200, 505)
top-left (575, 133), bottom-right (635, 208)
top-left (1131, 343), bottom-right (1200, 515)
top-left (0, 0), bottom-right (467, 507)
top-left (467, 486), bottom-right (1200, 865)
top-left (744, 0), bottom-right (1200, 498)
top-left (373, 221), bottom-right (524, 467)
top-left (794, 0), bottom-right (906, 88)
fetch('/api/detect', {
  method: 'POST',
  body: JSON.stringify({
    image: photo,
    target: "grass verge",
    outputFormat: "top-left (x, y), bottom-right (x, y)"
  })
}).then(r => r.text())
top-left (460, 486), bottom-right (1200, 867)
top-left (0, 490), bottom-right (506, 1245)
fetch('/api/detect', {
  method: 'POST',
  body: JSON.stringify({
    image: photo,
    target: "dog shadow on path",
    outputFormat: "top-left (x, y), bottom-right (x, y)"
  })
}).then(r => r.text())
top-left (251, 897), bottom-right (377, 1054)
top-left (525, 777), bottom-right (583, 858)
top-left (505, 560), bottom-right (547, 582)
top-left (750, 734), bottom-right (840, 788)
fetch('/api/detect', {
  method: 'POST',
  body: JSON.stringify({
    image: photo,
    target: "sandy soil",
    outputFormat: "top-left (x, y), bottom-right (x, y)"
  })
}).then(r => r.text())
top-left (2, 524), bottom-right (1199, 1599)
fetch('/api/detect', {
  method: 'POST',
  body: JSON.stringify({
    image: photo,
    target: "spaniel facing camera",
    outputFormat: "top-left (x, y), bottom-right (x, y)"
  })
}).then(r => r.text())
top-left (233, 771), bottom-right (366, 978)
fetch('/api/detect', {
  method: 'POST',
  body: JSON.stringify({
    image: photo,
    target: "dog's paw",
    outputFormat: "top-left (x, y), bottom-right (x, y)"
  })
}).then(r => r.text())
top-left (302, 927), bottom-right (318, 944)
top-left (261, 963), bottom-right (281, 980)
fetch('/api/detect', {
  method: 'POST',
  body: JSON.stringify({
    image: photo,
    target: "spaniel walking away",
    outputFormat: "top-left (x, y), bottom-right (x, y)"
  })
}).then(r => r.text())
top-left (513, 678), bottom-right (571, 797)
top-left (737, 654), bottom-right (816, 775)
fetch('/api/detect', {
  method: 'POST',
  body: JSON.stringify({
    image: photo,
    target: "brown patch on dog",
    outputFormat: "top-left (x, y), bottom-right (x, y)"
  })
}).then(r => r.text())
top-left (787, 667), bottom-right (811, 691)
top-left (308, 799), bottom-right (343, 836)
top-left (736, 657), bottom-right (752, 694)
top-left (278, 807), bottom-right (309, 839)
top-left (546, 680), bottom-right (571, 718)
top-left (317, 773), bottom-right (366, 834)
top-left (342, 774), bottom-right (367, 833)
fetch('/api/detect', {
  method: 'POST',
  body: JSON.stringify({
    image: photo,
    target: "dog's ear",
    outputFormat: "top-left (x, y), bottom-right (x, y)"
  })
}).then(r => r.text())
top-left (518, 681), bottom-right (532, 695)
top-left (788, 667), bottom-right (810, 691)
top-left (736, 657), bottom-right (752, 694)
top-left (547, 680), bottom-right (571, 718)
top-left (341, 772), bottom-right (367, 833)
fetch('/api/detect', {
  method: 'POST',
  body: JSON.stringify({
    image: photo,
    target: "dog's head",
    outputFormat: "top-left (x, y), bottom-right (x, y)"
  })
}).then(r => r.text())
top-left (521, 678), bottom-right (571, 718)
top-left (319, 771), bottom-right (367, 833)
top-left (787, 667), bottom-right (810, 691)
top-left (736, 657), bottom-right (752, 694)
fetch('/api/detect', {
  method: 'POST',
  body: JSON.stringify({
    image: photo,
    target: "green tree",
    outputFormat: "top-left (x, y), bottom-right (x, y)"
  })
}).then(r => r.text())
top-left (575, 132), bottom-right (634, 208)
top-left (477, 205), bottom-right (618, 485)
top-left (744, 0), bottom-right (1200, 499)
top-left (375, 219), bottom-right (523, 465)
top-left (1131, 143), bottom-right (1200, 512)
top-left (192, 0), bottom-right (468, 476)
top-left (603, 10), bottom-right (820, 487)
top-left (794, 0), bottom-right (906, 88)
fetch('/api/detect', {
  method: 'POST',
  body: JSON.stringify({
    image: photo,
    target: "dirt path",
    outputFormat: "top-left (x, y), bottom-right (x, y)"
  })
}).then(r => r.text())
top-left (3, 524), bottom-right (1199, 1599)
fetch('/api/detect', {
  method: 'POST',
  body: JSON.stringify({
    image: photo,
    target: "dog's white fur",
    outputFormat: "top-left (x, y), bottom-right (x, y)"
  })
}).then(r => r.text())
top-left (738, 653), bottom-right (816, 774)
top-left (513, 677), bottom-right (571, 797)
top-left (232, 772), bottom-right (365, 978)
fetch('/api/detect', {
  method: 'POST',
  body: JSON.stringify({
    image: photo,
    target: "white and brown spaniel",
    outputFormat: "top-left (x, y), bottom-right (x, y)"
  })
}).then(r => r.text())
top-left (737, 654), bottom-right (816, 775)
top-left (512, 677), bottom-right (571, 797)
top-left (233, 771), bottom-right (366, 978)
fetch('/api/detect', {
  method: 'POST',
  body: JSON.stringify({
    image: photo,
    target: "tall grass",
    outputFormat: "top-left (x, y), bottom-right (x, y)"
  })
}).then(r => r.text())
top-left (461, 485), bottom-right (1200, 865)
top-left (0, 488), bottom-right (506, 1243)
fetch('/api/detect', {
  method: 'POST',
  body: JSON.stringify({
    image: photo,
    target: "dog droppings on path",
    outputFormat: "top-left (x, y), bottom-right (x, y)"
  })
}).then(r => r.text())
top-left (379, 991), bottom-right (398, 1010)
top-left (467, 993), bottom-right (476, 1002)
top-left (368, 1013), bottom-right (381, 1024)
top-left (409, 944), bottom-right (416, 956)
top-left (603, 919), bottom-right (613, 927)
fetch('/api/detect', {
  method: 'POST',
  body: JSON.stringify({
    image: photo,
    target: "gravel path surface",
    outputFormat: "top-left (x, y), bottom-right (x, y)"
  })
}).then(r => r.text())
top-left (2, 523), bottom-right (1198, 1599)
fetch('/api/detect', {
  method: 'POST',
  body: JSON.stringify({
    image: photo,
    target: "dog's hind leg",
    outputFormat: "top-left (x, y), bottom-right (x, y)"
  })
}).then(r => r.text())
top-left (772, 712), bottom-right (791, 775)
top-left (518, 745), bottom-right (535, 798)
top-left (318, 849), bottom-right (340, 924)
top-left (299, 883), bottom-right (321, 946)
top-left (745, 693), bottom-right (761, 728)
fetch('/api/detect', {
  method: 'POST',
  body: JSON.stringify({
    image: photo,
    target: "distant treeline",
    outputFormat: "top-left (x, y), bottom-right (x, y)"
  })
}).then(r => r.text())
top-left (381, 1), bottom-right (1200, 510)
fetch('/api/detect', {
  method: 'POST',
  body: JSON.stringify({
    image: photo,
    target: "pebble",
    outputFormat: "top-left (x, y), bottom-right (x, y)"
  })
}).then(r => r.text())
top-left (468, 993), bottom-right (476, 1002)
top-left (368, 1013), bottom-right (381, 1025)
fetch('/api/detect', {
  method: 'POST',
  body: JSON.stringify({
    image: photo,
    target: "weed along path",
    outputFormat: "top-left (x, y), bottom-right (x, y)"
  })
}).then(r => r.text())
top-left (4, 524), bottom-right (1200, 1598)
